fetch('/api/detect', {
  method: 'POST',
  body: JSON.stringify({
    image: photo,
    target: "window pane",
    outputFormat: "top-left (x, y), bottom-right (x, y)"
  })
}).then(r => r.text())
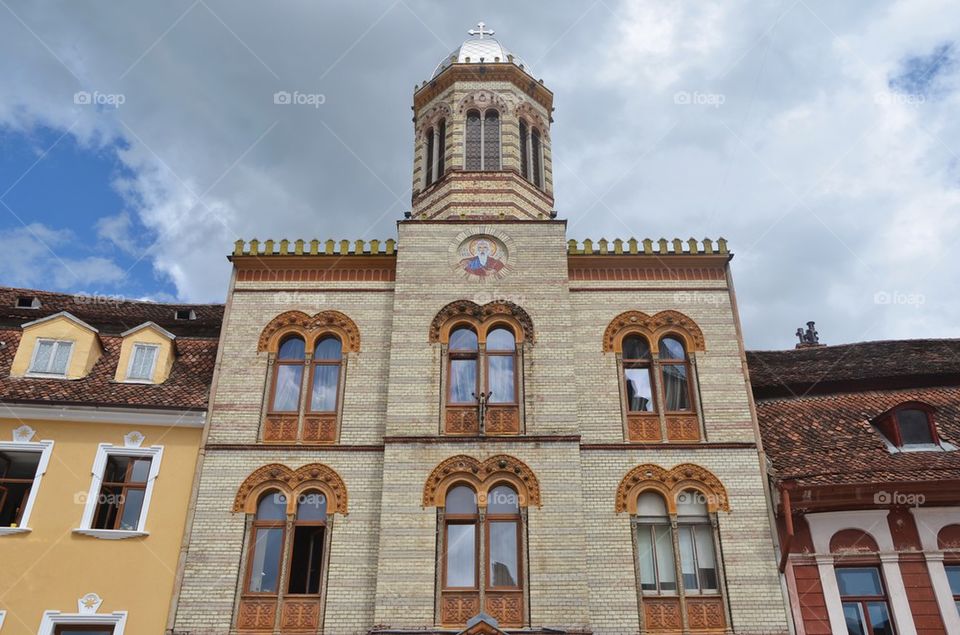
top-left (694, 524), bottom-right (718, 590)
top-left (278, 337), bottom-right (305, 360)
top-left (897, 409), bottom-right (934, 445)
top-left (637, 492), bottom-right (668, 518)
top-left (636, 525), bottom-right (657, 591)
top-left (483, 111), bottom-right (500, 170)
top-left (489, 521), bottom-right (519, 587)
top-left (836, 568), bottom-right (884, 597)
top-left (487, 485), bottom-right (519, 514)
top-left (842, 603), bottom-right (867, 635)
top-left (519, 120), bottom-right (529, 180)
top-left (31, 340), bottom-right (53, 372)
top-left (654, 524), bottom-right (676, 591)
top-left (1, 450), bottom-right (41, 479)
top-left (486, 328), bottom-right (515, 351)
top-left (622, 336), bottom-right (650, 360)
top-left (50, 341), bottom-right (70, 373)
top-left (946, 565), bottom-right (960, 593)
top-left (272, 365), bottom-right (303, 411)
top-left (129, 344), bottom-right (157, 380)
top-left (446, 486), bottom-right (477, 514)
top-left (659, 337), bottom-right (686, 360)
top-left (661, 364), bottom-right (690, 411)
top-left (531, 129), bottom-right (542, 188)
top-left (118, 488), bottom-right (145, 530)
top-left (678, 525), bottom-right (698, 590)
top-left (249, 526), bottom-right (284, 593)
top-left (676, 490), bottom-right (708, 517)
top-left (424, 127), bottom-right (434, 185)
top-left (310, 365), bottom-right (339, 412)
top-left (314, 336), bottom-right (342, 360)
top-left (0, 482), bottom-right (32, 526)
top-left (487, 355), bottom-right (515, 404)
top-left (449, 359), bottom-right (477, 403)
top-left (437, 119), bottom-right (446, 177)
top-left (297, 492), bottom-right (327, 520)
top-left (624, 367), bottom-right (654, 412)
top-left (449, 328), bottom-right (478, 351)
top-left (446, 524), bottom-right (476, 587)
top-left (465, 111), bottom-right (482, 170)
top-left (288, 525), bottom-right (325, 594)
top-left (92, 486), bottom-right (122, 529)
top-left (256, 492), bottom-right (287, 521)
top-left (867, 602), bottom-right (894, 635)
top-left (129, 458), bottom-right (151, 483)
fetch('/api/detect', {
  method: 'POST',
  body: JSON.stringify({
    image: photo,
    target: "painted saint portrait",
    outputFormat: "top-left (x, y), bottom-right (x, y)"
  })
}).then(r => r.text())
top-left (458, 236), bottom-right (507, 277)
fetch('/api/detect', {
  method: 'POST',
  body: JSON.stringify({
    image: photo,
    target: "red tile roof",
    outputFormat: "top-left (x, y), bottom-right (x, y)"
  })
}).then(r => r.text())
top-left (0, 286), bottom-right (222, 411)
top-left (750, 339), bottom-right (960, 488)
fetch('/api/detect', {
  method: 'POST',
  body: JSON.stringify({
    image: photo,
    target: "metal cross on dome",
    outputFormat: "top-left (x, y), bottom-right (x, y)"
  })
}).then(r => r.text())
top-left (468, 22), bottom-right (495, 39)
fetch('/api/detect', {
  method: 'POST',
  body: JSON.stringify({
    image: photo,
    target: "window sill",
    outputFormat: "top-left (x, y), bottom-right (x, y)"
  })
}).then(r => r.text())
top-left (23, 372), bottom-right (72, 380)
top-left (117, 378), bottom-right (156, 385)
top-left (0, 526), bottom-right (31, 536)
top-left (72, 528), bottom-right (149, 540)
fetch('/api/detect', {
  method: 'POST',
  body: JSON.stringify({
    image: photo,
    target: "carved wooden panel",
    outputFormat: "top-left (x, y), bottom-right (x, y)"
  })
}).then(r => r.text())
top-left (687, 596), bottom-right (725, 630)
top-left (643, 597), bottom-right (682, 631)
top-left (303, 414), bottom-right (337, 443)
top-left (485, 591), bottom-right (523, 627)
top-left (445, 407), bottom-right (479, 435)
top-left (263, 415), bottom-right (298, 442)
top-left (440, 591), bottom-right (480, 626)
top-left (280, 598), bottom-right (320, 631)
top-left (237, 598), bottom-right (276, 631)
top-left (666, 414), bottom-right (700, 442)
top-left (486, 406), bottom-right (520, 434)
top-left (627, 414), bottom-right (662, 442)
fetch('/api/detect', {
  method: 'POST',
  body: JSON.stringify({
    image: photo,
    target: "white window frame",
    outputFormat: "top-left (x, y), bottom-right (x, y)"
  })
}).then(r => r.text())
top-left (124, 342), bottom-right (160, 383)
top-left (0, 438), bottom-right (54, 535)
top-left (73, 443), bottom-right (163, 540)
top-left (38, 611), bottom-right (127, 634)
top-left (26, 338), bottom-right (74, 377)
top-left (0, 610), bottom-right (5, 629)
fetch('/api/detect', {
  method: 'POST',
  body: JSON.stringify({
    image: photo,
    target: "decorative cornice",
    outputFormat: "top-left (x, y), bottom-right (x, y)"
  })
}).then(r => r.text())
top-left (233, 462), bottom-right (348, 515)
top-left (414, 64), bottom-right (553, 112)
top-left (568, 237), bottom-right (729, 256)
top-left (615, 463), bottom-right (730, 514)
top-left (423, 454), bottom-right (541, 508)
top-left (232, 238), bottom-right (396, 257)
top-left (429, 300), bottom-right (534, 343)
top-left (602, 309), bottom-right (706, 352)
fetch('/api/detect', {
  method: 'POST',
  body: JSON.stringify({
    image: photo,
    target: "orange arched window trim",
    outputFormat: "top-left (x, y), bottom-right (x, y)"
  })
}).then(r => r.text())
top-left (258, 310), bottom-right (360, 353)
top-left (423, 455), bottom-right (541, 508)
top-left (615, 463), bottom-right (729, 514)
top-left (603, 310), bottom-right (705, 354)
top-left (429, 300), bottom-right (534, 344)
top-left (234, 463), bottom-right (348, 515)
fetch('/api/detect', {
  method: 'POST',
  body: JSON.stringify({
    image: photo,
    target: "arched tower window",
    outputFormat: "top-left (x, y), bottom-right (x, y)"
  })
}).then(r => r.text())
top-left (519, 119), bottom-right (529, 181)
top-left (423, 118), bottom-right (447, 188)
top-left (271, 336), bottom-right (305, 413)
top-left (424, 127), bottom-right (435, 186)
top-left (437, 118), bottom-right (446, 178)
top-left (531, 128), bottom-right (542, 188)
top-left (464, 109), bottom-right (501, 171)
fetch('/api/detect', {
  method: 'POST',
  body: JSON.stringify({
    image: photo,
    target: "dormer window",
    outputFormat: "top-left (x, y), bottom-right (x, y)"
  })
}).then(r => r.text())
top-left (27, 339), bottom-right (73, 377)
top-left (15, 296), bottom-right (40, 309)
top-left (175, 309), bottom-right (196, 320)
top-left (872, 402), bottom-right (948, 451)
top-left (126, 343), bottom-right (160, 382)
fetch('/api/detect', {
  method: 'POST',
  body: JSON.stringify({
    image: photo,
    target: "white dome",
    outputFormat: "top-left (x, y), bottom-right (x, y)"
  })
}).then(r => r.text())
top-left (432, 25), bottom-right (531, 78)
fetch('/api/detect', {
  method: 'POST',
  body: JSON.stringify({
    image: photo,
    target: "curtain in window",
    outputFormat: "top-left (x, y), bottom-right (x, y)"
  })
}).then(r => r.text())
top-left (129, 345), bottom-right (157, 379)
top-left (273, 366), bottom-right (303, 411)
top-left (32, 341), bottom-right (53, 371)
top-left (661, 364), bottom-right (689, 410)
top-left (483, 111), bottom-right (500, 170)
top-left (625, 368), bottom-right (654, 412)
top-left (449, 360), bottom-right (477, 403)
top-left (51, 342), bottom-right (71, 373)
top-left (465, 111), bottom-right (482, 170)
top-left (487, 356), bottom-right (515, 403)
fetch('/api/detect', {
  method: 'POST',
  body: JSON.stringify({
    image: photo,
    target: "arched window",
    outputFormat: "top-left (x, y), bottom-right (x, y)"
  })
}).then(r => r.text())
top-left (308, 336), bottom-right (341, 413)
top-left (871, 402), bottom-right (941, 449)
top-left (423, 118), bottom-right (447, 188)
top-left (675, 489), bottom-right (718, 593)
top-left (519, 119), bottom-right (529, 181)
top-left (486, 327), bottom-right (517, 405)
top-left (424, 127), bottom-right (435, 186)
top-left (246, 491), bottom-right (287, 594)
top-left (486, 484), bottom-right (521, 589)
top-left (464, 109), bottom-right (501, 171)
top-left (436, 118), bottom-right (446, 179)
top-left (287, 491), bottom-right (327, 595)
top-left (444, 485), bottom-right (479, 590)
top-left (271, 336), bottom-right (305, 413)
top-left (448, 327), bottom-right (479, 406)
top-left (623, 335), bottom-right (655, 413)
top-left (531, 128), bottom-right (542, 188)
top-left (659, 336), bottom-right (691, 412)
top-left (635, 492), bottom-right (676, 593)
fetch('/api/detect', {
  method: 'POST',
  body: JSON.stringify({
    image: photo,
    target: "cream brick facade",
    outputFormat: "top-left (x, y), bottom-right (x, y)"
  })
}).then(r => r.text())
top-left (170, 29), bottom-right (790, 635)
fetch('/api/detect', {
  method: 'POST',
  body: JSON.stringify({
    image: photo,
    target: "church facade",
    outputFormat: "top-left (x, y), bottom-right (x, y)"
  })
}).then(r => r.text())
top-left (169, 27), bottom-right (790, 635)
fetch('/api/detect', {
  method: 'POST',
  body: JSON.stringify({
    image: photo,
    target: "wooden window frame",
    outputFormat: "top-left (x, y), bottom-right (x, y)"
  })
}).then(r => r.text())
top-left (0, 446), bottom-right (47, 529)
top-left (283, 492), bottom-right (328, 597)
top-left (835, 566), bottom-right (895, 635)
top-left (447, 326), bottom-right (480, 407)
top-left (484, 491), bottom-right (523, 592)
top-left (621, 335), bottom-right (657, 415)
top-left (268, 336), bottom-right (307, 415)
top-left (484, 326), bottom-right (518, 406)
top-left (244, 491), bottom-right (288, 596)
top-left (91, 456), bottom-right (151, 531)
top-left (305, 337), bottom-right (342, 415)
top-left (442, 486), bottom-right (480, 592)
top-left (634, 518), bottom-right (677, 596)
top-left (658, 336), bottom-right (694, 415)
top-left (675, 516), bottom-right (719, 595)
top-left (75, 443), bottom-right (163, 538)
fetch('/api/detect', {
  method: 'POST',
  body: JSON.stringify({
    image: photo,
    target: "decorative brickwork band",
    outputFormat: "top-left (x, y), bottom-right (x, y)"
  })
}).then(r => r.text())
top-left (429, 300), bottom-right (534, 343)
top-left (602, 309), bottom-right (706, 353)
top-left (257, 310), bottom-right (361, 353)
top-left (422, 454), bottom-right (541, 508)
top-left (233, 463), bottom-right (348, 515)
top-left (615, 463), bottom-right (729, 514)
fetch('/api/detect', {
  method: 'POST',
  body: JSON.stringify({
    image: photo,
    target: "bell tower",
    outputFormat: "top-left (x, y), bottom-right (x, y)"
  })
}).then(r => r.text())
top-left (410, 23), bottom-right (555, 221)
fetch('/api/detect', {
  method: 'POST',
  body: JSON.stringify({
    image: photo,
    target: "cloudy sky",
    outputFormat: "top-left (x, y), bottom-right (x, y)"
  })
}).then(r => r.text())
top-left (1, 0), bottom-right (958, 349)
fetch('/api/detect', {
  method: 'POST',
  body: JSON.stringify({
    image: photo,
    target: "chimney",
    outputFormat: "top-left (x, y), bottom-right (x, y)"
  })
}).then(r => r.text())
top-left (795, 321), bottom-right (824, 349)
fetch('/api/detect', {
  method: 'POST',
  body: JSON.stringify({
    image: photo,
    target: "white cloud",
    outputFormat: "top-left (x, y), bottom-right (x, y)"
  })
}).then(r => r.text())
top-left (0, 223), bottom-right (126, 290)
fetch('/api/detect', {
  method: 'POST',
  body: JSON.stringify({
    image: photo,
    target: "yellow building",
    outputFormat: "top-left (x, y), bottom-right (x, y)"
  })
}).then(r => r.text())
top-left (0, 287), bottom-right (221, 635)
